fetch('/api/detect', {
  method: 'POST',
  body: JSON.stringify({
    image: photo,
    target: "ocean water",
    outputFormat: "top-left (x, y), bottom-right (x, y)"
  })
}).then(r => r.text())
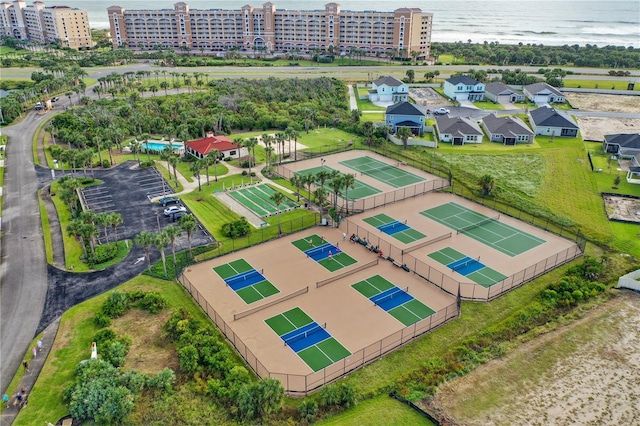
top-left (57, 0), bottom-right (639, 47)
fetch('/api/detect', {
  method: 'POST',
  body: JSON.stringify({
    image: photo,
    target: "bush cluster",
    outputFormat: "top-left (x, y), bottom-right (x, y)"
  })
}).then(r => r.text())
top-left (541, 256), bottom-right (606, 307)
top-left (163, 308), bottom-right (284, 421)
top-left (93, 242), bottom-right (118, 264)
top-left (221, 217), bottom-right (251, 238)
top-left (98, 290), bottom-right (169, 320)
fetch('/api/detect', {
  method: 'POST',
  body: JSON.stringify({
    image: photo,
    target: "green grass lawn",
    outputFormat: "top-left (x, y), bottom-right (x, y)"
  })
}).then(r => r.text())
top-left (50, 181), bottom-right (89, 271)
top-left (12, 276), bottom-right (222, 425)
top-left (471, 100), bottom-right (504, 110)
top-left (356, 96), bottom-right (388, 112)
top-left (563, 79), bottom-right (640, 91)
top-left (361, 112), bottom-right (385, 122)
top-left (316, 395), bottom-right (436, 425)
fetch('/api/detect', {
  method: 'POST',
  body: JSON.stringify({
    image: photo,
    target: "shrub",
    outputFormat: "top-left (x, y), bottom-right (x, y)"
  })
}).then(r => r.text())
top-left (148, 368), bottom-right (176, 392)
top-left (121, 370), bottom-right (147, 394)
top-left (298, 400), bottom-right (318, 423)
top-left (92, 328), bottom-right (117, 345)
top-left (94, 242), bottom-right (118, 264)
top-left (93, 313), bottom-right (112, 328)
top-left (221, 217), bottom-right (251, 238)
top-left (101, 339), bottom-right (130, 367)
top-left (178, 345), bottom-right (199, 374)
top-left (138, 292), bottom-right (168, 314)
top-left (102, 159), bottom-right (111, 168)
top-left (101, 291), bottom-right (130, 318)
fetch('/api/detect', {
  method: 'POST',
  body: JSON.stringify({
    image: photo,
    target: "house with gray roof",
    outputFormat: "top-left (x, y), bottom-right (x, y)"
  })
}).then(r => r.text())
top-left (529, 106), bottom-right (578, 137)
top-left (385, 101), bottom-right (427, 135)
top-left (523, 82), bottom-right (565, 104)
top-left (444, 75), bottom-right (485, 101)
top-left (434, 115), bottom-right (484, 145)
top-left (484, 82), bottom-right (525, 103)
top-left (369, 76), bottom-right (409, 103)
top-left (481, 114), bottom-right (534, 145)
top-left (603, 133), bottom-right (640, 183)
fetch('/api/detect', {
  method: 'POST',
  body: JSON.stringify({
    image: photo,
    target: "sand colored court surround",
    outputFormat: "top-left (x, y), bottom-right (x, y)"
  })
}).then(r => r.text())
top-left (179, 150), bottom-right (583, 393)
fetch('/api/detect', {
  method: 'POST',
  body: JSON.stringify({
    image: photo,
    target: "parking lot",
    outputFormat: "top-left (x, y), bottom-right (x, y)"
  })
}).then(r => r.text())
top-left (78, 162), bottom-right (211, 248)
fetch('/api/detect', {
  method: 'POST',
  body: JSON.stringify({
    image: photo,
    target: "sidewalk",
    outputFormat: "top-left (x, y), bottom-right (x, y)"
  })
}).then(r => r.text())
top-left (1, 318), bottom-right (61, 426)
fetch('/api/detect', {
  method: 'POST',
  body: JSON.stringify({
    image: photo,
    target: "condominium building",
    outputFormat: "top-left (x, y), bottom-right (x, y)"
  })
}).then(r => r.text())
top-left (0, 0), bottom-right (92, 49)
top-left (108, 2), bottom-right (432, 59)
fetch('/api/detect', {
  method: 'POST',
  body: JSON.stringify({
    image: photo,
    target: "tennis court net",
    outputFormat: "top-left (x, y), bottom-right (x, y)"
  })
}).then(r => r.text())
top-left (451, 256), bottom-right (480, 272)
top-left (456, 214), bottom-right (500, 235)
top-left (359, 162), bottom-right (401, 178)
top-left (373, 287), bottom-right (409, 306)
top-left (284, 323), bottom-right (326, 346)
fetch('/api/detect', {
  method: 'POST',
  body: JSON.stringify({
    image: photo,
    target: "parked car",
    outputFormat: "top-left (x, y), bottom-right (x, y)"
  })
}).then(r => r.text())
top-left (159, 197), bottom-right (180, 206)
top-left (434, 108), bottom-right (450, 115)
top-left (163, 205), bottom-right (187, 216)
top-left (51, 97), bottom-right (59, 102)
top-left (34, 102), bottom-right (43, 110)
top-left (170, 211), bottom-right (190, 222)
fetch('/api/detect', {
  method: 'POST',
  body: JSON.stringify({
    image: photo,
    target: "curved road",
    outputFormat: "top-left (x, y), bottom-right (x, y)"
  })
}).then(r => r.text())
top-left (0, 110), bottom-right (50, 396)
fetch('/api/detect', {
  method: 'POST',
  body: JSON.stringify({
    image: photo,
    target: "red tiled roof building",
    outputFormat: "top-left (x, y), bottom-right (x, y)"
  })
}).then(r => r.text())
top-left (185, 132), bottom-right (247, 159)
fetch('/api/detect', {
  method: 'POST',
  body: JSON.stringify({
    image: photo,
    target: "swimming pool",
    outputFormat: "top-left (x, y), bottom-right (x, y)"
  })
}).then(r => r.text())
top-left (142, 141), bottom-right (184, 152)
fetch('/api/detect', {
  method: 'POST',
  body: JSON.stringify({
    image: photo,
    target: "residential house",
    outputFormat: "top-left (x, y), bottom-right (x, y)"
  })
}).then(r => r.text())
top-left (484, 82), bottom-right (525, 103)
top-left (523, 82), bottom-right (565, 104)
top-left (603, 134), bottom-right (640, 182)
top-left (369, 76), bottom-right (409, 103)
top-left (481, 114), bottom-right (534, 145)
top-left (443, 75), bottom-right (485, 101)
top-left (186, 132), bottom-right (248, 160)
top-left (529, 106), bottom-right (579, 137)
top-left (385, 101), bottom-right (427, 135)
top-left (435, 115), bottom-right (484, 145)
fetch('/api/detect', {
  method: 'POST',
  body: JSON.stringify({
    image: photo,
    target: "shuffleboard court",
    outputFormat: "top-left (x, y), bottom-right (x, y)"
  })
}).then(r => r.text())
top-left (339, 156), bottom-right (425, 188)
top-left (352, 275), bottom-right (435, 326)
top-left (265, 307), bottom-right (351, 372)
top-left (295, 166), bottom-right (381, 200)
top-left (213, 259), bottom-right (280, 304)
top-left (291, 234), bottom-right (358, 272)
top-left (420, 202), bottom-right (546, 256)
top-left (363, 213), bottom-right (427, 244)
top-left (428, 247), bottom-right (508, 287)
top-left (229, 184), bottom-right (298, 217)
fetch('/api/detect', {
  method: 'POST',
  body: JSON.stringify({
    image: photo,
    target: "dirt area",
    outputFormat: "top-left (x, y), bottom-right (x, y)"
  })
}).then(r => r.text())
top-left (427, 291), bottom-right (640, 426)
top-left (112, 309), bottom-right (178, 375)
top-left (410, 88), bottom-right (448, 107)
top-left (576, 116), bottom-right (640, 142)
top-left (566, 93), bottom-right (640, 114)
top-left (603, 194), bottom-right (640, 224)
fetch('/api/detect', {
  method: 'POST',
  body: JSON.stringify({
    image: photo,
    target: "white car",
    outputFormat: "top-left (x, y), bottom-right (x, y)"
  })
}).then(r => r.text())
top-left (163, 205), bottom-right (187, 216)
top-left (434, 108), bottom-right (450, 115)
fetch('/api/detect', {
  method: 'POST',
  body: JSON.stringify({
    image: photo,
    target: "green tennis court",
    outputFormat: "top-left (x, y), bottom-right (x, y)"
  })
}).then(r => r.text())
top-left (265, 307), bottom-right (351, 372)
top-left (339, 156), bottom-right (425, 188)
top-left (213, 259), bottom-right (280, 304)
top-left (352, 275), bottom-right (435, 326)
top-left (428, 247), bottom-right (508, 287)
top-left (295, 166), bottom-right (381, 200)
top-left (291, 234), bottom-right (358, 272)
top-left (229, 184), bottom-right (298, 217)
top-left (363, 213), bottom-right (427, 244)
top-left (420, 202), bottom-right (546, 256)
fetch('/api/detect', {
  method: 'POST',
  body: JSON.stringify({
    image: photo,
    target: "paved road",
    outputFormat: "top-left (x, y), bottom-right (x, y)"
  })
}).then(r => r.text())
top-left (0, 111), bottom-right (49, 396)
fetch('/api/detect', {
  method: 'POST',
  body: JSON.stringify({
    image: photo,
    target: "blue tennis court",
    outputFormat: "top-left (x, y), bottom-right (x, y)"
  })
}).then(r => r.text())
top-left (291, 235), bottom-right (358, 271)
top-left (363, 213), bottom-right (426, 244)
top-left (281, 322), bottom-right (331, 352)
top-left (352, 275), bottom-right (435, 326)
top-left (428, 247), bottom-right (508, 288)
top-left (213, 259), bottom-right (280, 304)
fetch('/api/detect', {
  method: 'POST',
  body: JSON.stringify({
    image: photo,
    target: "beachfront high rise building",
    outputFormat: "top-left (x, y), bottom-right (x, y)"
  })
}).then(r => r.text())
top-left (107, 2), bottom-right (432, 59)
top-left (0, 0), bottom-right (92, 49)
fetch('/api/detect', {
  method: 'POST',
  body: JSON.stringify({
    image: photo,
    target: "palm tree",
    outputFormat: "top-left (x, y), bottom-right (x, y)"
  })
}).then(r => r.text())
top-left (130, 140), bottom-right (141, 166)
top-left (397, 126), bottom-right (413, 150)
top-left (302, 173), bottom-right (315, 207)
top-left (109, 212), bottom-right (123, 244)
top-left (203, 154), bottom-right (214, 186)
top-left (179, 215), bottom-right (197, 259)
top-left (478, 174), bottom-right (495, 196)
top-left (329, 174), bottom-right (344, 216)
top-left (342, 173), bottom-right (356, 214)
top-left (96, 212), bottom-right (111, 244)
top-left (135, 231), bottom-right (155, 273)
top-left (316, 170), bottom-right (330, 191)
top-left (290, 174), bottom-right (303, 202)
top-left (285, 127), bottom-right (301, 161)
top-left (313, 187), bottom-right (328, 212)
top-left (163, 225), bottom-right (182, 265)
top-left (242, 137), bottom-right (258, 177)
top-left (191, 159), bottom-right (204, 192)
top-left (168, 155), bottom-right (179, 187)
top-left (270, 191), bottom-right (286, 235)
top-left (140, 133), bottom-right (152, 162)
top-left (160, 147), bottom-right (173, 180)
top-left (154, 231), bottom-right (171, 277)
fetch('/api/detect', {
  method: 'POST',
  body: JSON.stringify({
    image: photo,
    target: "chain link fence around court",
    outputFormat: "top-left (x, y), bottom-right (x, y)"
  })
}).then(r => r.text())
top-left (275, 164), bottom-right (449, 213)
top-left (344, 217), bottom-right (585, 302)
top-left (177, 272), bottom-right (459, 395)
